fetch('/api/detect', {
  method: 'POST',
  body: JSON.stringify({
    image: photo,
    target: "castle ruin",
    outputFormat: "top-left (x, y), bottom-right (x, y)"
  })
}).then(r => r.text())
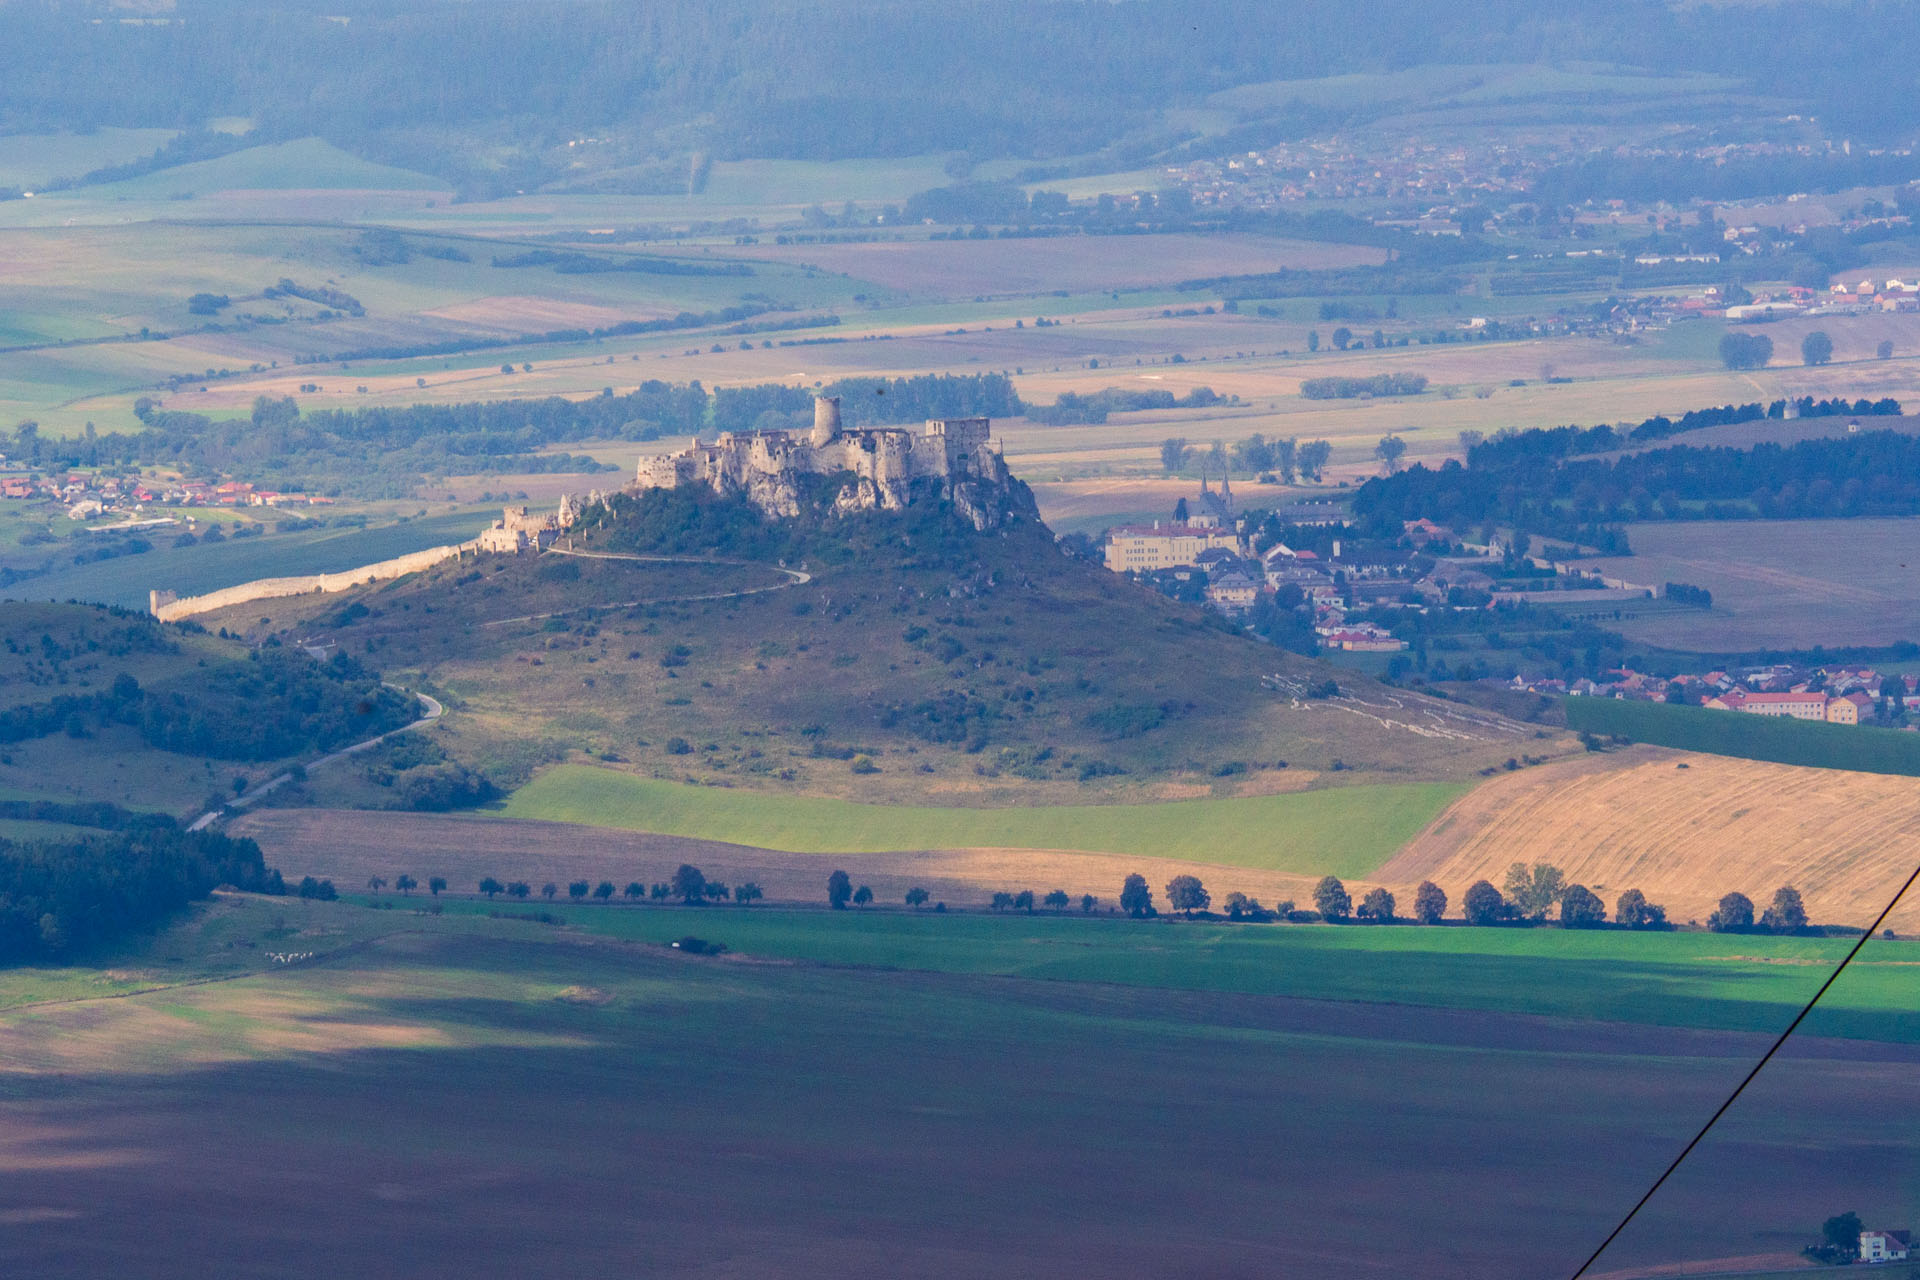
top-left (149, 399), bottom-right (1031, 622)
top-left (633, 396), bottom-right (1032, 530)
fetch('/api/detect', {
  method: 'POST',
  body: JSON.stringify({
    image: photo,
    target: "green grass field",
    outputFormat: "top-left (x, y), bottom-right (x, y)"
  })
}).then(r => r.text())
top-left (498, 765), bottom-right (1467, 875)
top-left (0, 128), bottom-right (179, 188)
top-left (82, 137), bottom-right (445, 198)
top-left (2, 892), bottom-right (1913, 1278)
top-left (1568, 696), bottom-right (1920, 777)
top-left (411, 897), bottom-right (1915, 1040)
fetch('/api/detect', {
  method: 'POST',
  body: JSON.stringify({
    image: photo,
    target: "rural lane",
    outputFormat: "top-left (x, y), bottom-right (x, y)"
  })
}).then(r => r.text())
top-left (478, 547), bottom-right (812, 627)
top-left (186, 689), bottom-right (443, 832)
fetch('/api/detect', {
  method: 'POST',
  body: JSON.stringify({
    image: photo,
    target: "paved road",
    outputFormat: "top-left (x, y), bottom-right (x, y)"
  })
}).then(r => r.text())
top-left (186, 689), bottom-right (444, 832)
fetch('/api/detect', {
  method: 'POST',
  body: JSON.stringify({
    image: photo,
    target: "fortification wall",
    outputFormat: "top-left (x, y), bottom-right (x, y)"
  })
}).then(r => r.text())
top-left (151, 541), bottom-right (475, 622)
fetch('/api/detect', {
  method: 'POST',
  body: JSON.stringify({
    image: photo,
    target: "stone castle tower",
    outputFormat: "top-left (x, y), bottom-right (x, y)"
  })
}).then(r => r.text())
top-left (631, 396), bottom-right (1030, 530)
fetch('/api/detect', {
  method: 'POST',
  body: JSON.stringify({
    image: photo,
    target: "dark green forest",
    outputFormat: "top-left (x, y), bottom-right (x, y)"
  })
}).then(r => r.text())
top-left (0, 821), bottom-right (281, 963)
top-left (3, 0), bottom-right (1920, 194)
top-left (0, 634), bottom-right (418, 761)
top-left (1352, 405), bottom-right (1916, 548)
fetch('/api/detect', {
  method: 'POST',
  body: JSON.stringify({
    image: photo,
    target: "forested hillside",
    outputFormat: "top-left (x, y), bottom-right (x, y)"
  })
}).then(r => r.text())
top-left (3, 0), bottom-right (1919, 193)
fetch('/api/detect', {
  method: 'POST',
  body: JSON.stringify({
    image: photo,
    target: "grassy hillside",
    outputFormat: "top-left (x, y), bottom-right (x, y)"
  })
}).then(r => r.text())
top-left (0, 601), bottom-right (417, 815)
top-left (499, 765), bottom-right (1464, 875)
top-left (86, 138), bottom-right (445, 197)
top-left (218, 486), bottom-right (1556, 807)
top-left (1568, 696), bottom-right (1920, 776)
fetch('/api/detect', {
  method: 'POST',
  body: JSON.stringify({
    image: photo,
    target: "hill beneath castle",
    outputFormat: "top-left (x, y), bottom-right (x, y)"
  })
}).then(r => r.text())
top-left (207, 485), bottom-right (1558, 810)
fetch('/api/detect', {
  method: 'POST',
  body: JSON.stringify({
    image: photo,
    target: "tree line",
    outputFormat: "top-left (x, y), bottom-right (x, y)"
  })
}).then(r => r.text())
top-left (338, 860), bottom-right (1832, 939)
top-left (1, 645), bottom-right (417, 763)
top-left (9, 373), bottom-right (1027, 499)
top-left (0, 822), bottom-right (282, 965)
top-left (1352, 420), bottom-right (1920, 546)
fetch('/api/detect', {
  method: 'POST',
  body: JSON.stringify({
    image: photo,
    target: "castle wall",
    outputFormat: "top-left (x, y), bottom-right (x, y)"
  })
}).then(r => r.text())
top-left (151, 541), bottom-right (480, 622)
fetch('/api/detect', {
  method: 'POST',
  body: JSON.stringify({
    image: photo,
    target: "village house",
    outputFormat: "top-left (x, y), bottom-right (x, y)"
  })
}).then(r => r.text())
top-left (1204, 571), bottom-right (1260, 612)
top-left (1826, 691), bottom-right (1875, 725)
top-left (1862, 1230), bottom-right (1910, 1264)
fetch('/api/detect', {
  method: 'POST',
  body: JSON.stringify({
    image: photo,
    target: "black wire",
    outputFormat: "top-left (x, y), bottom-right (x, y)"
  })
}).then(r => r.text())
top-left (1569, 861), bottom-right (1920, 1280)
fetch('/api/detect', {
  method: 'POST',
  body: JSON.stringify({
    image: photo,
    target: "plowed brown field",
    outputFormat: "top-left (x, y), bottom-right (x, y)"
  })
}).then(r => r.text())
top-left (1379, 746), bottom-right (1920, 928)
top-left (230, 808), bottom-right (1336, 911)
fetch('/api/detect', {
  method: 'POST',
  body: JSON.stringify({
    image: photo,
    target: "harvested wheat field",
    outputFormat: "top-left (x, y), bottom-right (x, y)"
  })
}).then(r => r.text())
top-left (1380, 747), bottom-right (1920, 928)
top-left (230, 808), bottom-right (1339, 911)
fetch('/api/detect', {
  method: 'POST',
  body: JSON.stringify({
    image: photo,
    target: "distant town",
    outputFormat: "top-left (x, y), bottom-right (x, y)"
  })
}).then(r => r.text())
top-left (0, 463), bottom-right (332, 523)
top-left (1101, 477), bottom-right (1916, 731)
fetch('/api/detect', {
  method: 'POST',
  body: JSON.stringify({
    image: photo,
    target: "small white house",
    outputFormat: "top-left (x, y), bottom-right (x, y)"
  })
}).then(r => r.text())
top-left (1862, 1229), bottom-right (1911, 1263)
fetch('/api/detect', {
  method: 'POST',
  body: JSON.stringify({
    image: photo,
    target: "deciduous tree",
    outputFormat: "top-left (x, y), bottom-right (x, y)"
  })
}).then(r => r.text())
top-left (1120, 873), bottom-right (1153, 918)
top-left (1719, 331), bottom-right (1773, 370)
top-left (479, 877), bottom-right (502, 899)
top-left (1708, 891), bottom-right (1755, 933)
top-left (905, 886), bottom-right (930, 909)
top-left (1463, 880), bottom-right (1507, 926)
top-left (1760, 885), bottom-right (1807, 933)
top-left (827, 869), bottom-right (852, 910)
top-left (854, 884), bottom-right (874, 908)
top-left (1314, 875), bottom-right (1352, 922)
top-left (672, 864), bottom-right (707, 905)
top-left (1560, 884), bottom-right (1606, 927)
top-left (1166, 874), bottom-right (1209, 916)
top-left (1502, 862), bottom-right (1567, 920)
top-left (1615, 888), bottom-right (1666, 929)
top-left (1801, 330), bottom-right (1834, 366)
top-left (1356, 887), bottom-right (1395, 922)
top-left (1044, 889), bottom-right (1070, 912)
top-left (1413, 880), bottom-right (1447, 924)
top-left (1374, 434), bottom-right (1407, 474)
